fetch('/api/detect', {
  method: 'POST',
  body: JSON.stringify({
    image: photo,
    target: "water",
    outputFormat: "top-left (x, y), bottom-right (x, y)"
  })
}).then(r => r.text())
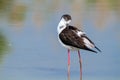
top-left (0, 0), bottom-right (120, 80)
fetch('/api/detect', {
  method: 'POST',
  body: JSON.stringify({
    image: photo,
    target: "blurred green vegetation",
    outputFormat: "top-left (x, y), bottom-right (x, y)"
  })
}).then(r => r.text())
top-left (0, 0), bottom-right (27, 23)
top-left (109, 0), bottom-right (120, 11)
top-left (86, 0), bottom-right (120, 11)
top-left (9, 4), bottom-right (27, 22)
top-left (0, 0), bottom-right (119, 26)
top-left (0, 0), bottom-right (14, 12)
top-left (0, 31), bottom-right (10, 62)
top-left (86, 0), bottom-right (97, 5)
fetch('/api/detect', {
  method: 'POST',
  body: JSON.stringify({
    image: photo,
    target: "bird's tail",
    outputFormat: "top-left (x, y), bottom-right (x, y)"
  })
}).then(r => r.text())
top-left (95, 46), bottom-right (101, 52)
top-left (84, 47), bottom-right (98, 53)
top-left (82, 46), bottom-right (101, 53)
top-left (84, 46), bottom-right (101, 53)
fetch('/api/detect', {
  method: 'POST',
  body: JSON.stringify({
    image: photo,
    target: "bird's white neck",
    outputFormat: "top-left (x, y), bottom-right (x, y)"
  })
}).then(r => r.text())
top-left (57, 18), bottom-right (71, 34)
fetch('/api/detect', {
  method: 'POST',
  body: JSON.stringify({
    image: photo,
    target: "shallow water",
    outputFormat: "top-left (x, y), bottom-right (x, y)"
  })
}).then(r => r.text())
top-left (0, 0), bottom-right (120, 80)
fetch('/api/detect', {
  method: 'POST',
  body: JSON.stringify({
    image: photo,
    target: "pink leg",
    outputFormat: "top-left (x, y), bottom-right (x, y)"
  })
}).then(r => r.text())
top-left (78, 50), bottom-right (82, 80)
top-left (68, 49), bottom-right (70, 80)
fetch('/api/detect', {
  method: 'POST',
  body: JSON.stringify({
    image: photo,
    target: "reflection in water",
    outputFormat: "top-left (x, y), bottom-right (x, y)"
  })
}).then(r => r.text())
top-left (0, 31), bottom-right (10, 62)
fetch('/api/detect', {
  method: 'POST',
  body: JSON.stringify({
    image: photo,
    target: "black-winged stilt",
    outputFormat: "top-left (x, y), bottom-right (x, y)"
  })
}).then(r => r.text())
top-left (57, 14), bottom-right (101, 80)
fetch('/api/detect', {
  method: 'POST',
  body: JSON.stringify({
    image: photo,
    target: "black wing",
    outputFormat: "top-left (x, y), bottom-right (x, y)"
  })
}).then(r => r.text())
top-left (59, 26), bottom-right (99, 53)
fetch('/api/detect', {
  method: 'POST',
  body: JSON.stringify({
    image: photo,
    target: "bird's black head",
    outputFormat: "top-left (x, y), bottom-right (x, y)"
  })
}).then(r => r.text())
top-left (62, 14), bottom-right (72, 21)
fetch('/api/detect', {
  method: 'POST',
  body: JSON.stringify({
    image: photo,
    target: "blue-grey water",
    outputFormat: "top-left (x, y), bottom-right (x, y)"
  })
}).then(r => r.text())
top-left (0, 0), bottom-right (120, 80)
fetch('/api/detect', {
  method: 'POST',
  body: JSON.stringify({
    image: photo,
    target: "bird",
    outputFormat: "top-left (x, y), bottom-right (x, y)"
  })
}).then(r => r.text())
top-left (57, 14), bottom-right (101, 80)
